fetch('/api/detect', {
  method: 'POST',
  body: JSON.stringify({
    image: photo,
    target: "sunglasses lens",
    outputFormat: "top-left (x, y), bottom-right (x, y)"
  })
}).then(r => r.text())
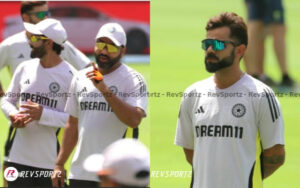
top-left (30, 36), bottom-right (38, 42)
top-left (96, 42), bottom-right (118, 53)
top-left (202, 39), bottom-right (225, 51)
top-left (202, 40), bottom-right (209, 50)
top-left (96, 42), bottom-right (106, 50)
top-left (36, 11), bottom-right (50, 19)
top-left (107, 44), bottom-right (118, 53)
top-left (213, 40), bottom-right (225, 51)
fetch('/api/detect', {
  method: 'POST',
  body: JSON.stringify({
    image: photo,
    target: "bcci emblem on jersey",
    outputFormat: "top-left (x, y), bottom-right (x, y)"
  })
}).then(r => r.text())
top-left (232, 103), bottom-right (246, 118)
top-left (49, 82), bottom-right (60, 93)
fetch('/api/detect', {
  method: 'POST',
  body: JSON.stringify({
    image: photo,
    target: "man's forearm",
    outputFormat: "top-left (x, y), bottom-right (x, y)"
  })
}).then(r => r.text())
top-left (98, 84), bottom-right (144, 128)
top-left (263, 153), bottom-right (285, 179)
top-left (55, 119), bottom-right (78, 165)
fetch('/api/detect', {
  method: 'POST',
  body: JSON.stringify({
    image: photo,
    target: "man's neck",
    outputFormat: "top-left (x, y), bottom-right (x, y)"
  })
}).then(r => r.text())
top-left (99, 62), bottom-right (122, 75)
top-left (214, 67), bottom-right (244, 89)
top-left (40, 52), bottom-right (62, 68)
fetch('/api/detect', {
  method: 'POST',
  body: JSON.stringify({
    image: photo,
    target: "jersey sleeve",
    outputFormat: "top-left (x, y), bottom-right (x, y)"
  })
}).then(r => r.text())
top-left (124, 73), bottom-right (148, 115)
top-left (0, 39), bottom-right (9, 70)
top-left (257, 88), bottom-right (285, 150)
top-left (60, 41), bottom-right (90, 70)
top-left (0, 63), bottom-right (23, 119)
top-left (64, 75), bottom-right (79, 118)
top-left (174, 91), bottom-right (194, 150)
top-left (39, 108), bottom-right (69, 128)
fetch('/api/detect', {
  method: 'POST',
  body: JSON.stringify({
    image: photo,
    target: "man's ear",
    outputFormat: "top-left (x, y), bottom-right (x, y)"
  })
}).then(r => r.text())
top-left (22, 13), bottom-right (29, 22)
top-left (235, 44), bottom-right (247, 59)
top-left (45, 40), bottom-right (53, 49)
top-left (121, 47), bottom-right (126, 55)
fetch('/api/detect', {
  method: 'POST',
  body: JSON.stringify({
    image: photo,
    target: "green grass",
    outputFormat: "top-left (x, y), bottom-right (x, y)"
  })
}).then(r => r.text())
top-left (151, 0), bottom-right (300, 187)
top-left (0, 63), bottom-right (149, 186)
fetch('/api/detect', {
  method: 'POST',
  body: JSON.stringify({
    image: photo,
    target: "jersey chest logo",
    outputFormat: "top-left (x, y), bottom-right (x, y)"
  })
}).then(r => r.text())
top-left (195, 106), bottom-right (205, 114)
top-left (49, 82), bottom-right (60, 93)
top-left (232, 103), bottom-right (246, 118)
top-left (109, 86), bottom-right (118, 95)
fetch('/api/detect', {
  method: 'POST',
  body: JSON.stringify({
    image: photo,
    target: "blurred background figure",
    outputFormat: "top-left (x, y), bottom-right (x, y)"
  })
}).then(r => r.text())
top-left (84, 139), bottom-right (150, 188)
top-left (244, 0), bottom-right (295, 88)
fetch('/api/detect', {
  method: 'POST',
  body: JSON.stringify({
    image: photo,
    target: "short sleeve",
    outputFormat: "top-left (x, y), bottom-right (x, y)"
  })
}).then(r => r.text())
top-left (174, 92), bottom-right (194, 150)
top-left (60, 41), bottom-right (90, 70)
top-left (258, 88), bottom-right (285, 149)
top-left (124, 73), bottom-right (148, 115)
top-left (64, 75), bottom-right (79, 118)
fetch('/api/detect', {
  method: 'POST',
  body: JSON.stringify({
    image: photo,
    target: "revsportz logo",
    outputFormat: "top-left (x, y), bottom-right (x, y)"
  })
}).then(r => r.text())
top-left (4, 167), bottom-right (18, 181)
top-left (4, 167), bottom-right (62, 181)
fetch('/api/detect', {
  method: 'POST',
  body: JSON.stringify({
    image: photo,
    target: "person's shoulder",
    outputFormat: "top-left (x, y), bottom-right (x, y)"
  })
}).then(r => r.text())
top-left (184, 76), bottom-right (213, 94)
top-left (14, 58), bottom-right (39, 73)
top-left (120, 64), bottom-right (142, 75)
top-left (118, 64), bottom-right (146, 80)
top-left (1, 31), bottom-right (27, 46)
top-left (61, 60), bottom-right (78, 74)
top-left (75, 65), bottom-right (93, 78)
top-left (241, 74), bottom-right (274, 93)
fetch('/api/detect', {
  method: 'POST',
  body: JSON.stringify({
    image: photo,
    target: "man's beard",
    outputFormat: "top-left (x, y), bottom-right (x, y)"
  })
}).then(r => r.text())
top-left (30, 44), bottom-right (47, 58)
top-left (95, 53), bottom-right (122, 70)
top-left (205, 50), bottom-right (235, 73)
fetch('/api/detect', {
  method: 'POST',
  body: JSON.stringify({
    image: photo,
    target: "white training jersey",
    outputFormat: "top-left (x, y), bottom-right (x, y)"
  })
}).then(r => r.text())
top-left (65, 64), bottom-right (148, 182)
top-left (0, 31), bottom-right (90, 75)
top-left (175, 74), bottom-right (284, 188)
top-left (1, 59), bottom-right (77, 169)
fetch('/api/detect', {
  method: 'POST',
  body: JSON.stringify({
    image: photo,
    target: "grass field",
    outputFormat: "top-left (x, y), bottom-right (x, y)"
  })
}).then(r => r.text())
top-left (0, 63), bottom-right (149, 186)
top-left (151, 0), bottom-right (300, 187)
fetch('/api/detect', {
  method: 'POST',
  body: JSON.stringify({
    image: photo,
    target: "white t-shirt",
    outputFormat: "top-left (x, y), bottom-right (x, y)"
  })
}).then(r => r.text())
top-left (175, 74), bottom-right (284, 188)
top-left (65, 64), bottom-right (148, 182)
top-left (1, 59), bottom-right (77, 169)
top-left (0, 31), bottom-right (90, 75)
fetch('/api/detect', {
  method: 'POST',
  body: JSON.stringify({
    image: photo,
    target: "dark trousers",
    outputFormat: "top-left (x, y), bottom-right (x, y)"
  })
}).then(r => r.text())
top-left (6, 162), bottom-right (53, 187)
top-left (69, 179), bottom-right (99, 187)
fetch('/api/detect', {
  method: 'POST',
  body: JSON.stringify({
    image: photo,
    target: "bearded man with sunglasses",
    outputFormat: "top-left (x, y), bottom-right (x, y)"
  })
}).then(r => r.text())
top-left (0, 2), bottom-right (90, 186)
top-left (175, 12), bottom-right (285, 188)
top-left (1, 18), bottom-right (76, 187)
top-left (51, 23), bottom-right (148, 188)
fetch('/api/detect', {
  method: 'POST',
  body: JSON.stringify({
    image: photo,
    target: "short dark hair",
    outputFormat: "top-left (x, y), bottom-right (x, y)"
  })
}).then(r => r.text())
top-left (52, 42), bottom-right (64, 55)
top-left (20, 1), bottom-right (47, 15)
top-left (205, 12), bottom-right (248, 46)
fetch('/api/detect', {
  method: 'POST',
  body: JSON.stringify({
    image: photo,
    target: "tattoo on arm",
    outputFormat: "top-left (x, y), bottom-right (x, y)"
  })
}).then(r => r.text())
top-left (264, 155), bottom-right (285, 164)
top-left (263, 154), bottom-right (285, 179)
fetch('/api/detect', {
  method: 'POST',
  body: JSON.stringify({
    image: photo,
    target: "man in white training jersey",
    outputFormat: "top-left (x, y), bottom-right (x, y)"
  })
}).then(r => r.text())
top-left (0, 2), bottom-right (90, 186)
top-left (1, 18), bottom-right (76, 187)
top-left (175, 12), bottom-right (285, 188)
top-left (51, 23), bottom-right (148, 187)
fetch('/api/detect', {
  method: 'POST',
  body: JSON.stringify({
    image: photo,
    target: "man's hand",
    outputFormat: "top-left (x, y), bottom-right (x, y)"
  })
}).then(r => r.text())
top-left (9, 113), bottom-right (27, 128)
top-left (51, 164), bottom-right (66, 188)
top-left (86, 62), bottom-right (103, 83)
top-left (86, 62), bottom-right (108, 93)
top-left (19, 100), bottom-right (43, 125)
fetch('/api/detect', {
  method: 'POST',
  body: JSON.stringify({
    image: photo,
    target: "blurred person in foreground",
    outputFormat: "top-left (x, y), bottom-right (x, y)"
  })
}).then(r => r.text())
top-left (84, 139), bottom-right (150, 188)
